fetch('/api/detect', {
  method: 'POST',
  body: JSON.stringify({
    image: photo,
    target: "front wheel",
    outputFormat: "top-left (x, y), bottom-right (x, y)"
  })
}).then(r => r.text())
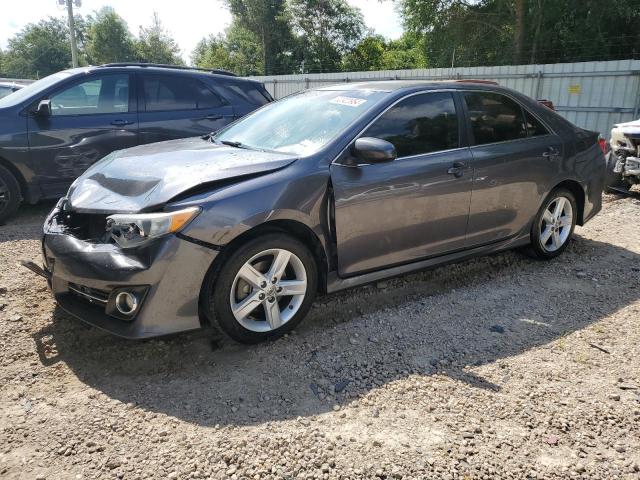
top-left (0, 165), bottom-right (21, 224)
top-left (528, 188), bottom-right (577, 260)
top-left (202, 233), bottom-right (318, 344)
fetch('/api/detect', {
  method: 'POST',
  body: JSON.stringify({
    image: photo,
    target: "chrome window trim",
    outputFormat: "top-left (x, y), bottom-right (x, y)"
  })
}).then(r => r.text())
top-left (332, 89), bottom-right (462, 167)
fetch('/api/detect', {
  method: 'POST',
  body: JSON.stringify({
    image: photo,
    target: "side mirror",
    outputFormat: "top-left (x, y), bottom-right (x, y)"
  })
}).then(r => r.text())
top-left (352, 137), bottom-right (397, 164)
top-left (35, 99), bottom-right (51, 117)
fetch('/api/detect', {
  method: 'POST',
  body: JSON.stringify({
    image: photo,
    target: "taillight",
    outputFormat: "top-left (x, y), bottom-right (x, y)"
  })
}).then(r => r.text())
top-left (598, 136), bottom-right (608, 154)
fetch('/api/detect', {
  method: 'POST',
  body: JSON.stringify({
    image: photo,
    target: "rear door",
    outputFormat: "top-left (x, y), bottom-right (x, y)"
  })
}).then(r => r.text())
top-left (137, 73), bottom-right (233, 144)
top-left (26, 72), bottom-right (137, 198)
top-left (331, 91), bottom-right (473, 276)
top-left (462, 90), bottom-right (563, 247)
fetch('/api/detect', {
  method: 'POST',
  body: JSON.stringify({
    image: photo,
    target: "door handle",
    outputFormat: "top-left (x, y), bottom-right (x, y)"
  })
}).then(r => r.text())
top-left (202, 114), bottom-right (223, 121)
top-left (447, 161), bottom-right (466, 178)
top-left (542, 147), bottom-right (560, 160)
top-left (110, 120), bottom-right (133, 126)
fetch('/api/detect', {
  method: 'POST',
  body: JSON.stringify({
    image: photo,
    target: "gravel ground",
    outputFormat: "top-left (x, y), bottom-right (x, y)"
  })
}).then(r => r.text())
top-left (1, 194), bottom-right (639, 480)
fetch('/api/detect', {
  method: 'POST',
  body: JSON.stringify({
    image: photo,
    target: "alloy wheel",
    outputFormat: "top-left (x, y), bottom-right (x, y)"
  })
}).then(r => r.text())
top-left (539, 196), bottom-right (573, 252)
top-left (229, 248), bottom-right (308, 332)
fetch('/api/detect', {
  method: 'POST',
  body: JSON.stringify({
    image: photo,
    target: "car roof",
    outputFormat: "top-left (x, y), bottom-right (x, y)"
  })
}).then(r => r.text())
top-left (61, 64), bottom-right (263, 84)
top-left (317, 80), bottom-right (508, 93)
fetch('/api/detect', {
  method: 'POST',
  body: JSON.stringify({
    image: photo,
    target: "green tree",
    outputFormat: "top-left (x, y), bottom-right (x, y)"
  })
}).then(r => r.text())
top-left (398, 0), bottom-right (640, 68)
top-left (342, 35), bottom-right (386, 71)
top-left (193, 22), bottom-right (264, 75)
top-left (289, 0), bottom-right (364, 73)
top-left (85, 7), bottom-right (135, 64)
top-left (135, 12), bottom-right (184, 65)
top-left (224, 0), bottom-right (295, 75)
top-left (2, 17), bottom-right (73, 78)
top-left (381, 33), bottom-right (427, 70)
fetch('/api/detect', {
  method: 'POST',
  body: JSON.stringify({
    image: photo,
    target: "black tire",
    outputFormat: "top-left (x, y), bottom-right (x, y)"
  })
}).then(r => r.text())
top-left (604, 151), bottom-right (627, 192)
top-left (201, 233), bottom-right (318, 344)
top-left (0, 165), bottom-right (21, 224)
top-left (528, 188), bottom-right (577, 260)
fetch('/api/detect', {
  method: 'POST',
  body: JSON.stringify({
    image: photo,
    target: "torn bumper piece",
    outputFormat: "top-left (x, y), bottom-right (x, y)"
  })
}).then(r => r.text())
top-left (41, 226), bottom-right (218, 339)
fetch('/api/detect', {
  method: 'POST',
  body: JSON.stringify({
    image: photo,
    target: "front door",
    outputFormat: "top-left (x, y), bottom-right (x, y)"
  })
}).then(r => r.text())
top-left (27, 73), bottom-right (137, 198)
top-left (331, 91), bottom-right (473, 277)
top-left (461, 91), bottom-right (564, 247)
top-left (137, 73), bottom-right (234, 145)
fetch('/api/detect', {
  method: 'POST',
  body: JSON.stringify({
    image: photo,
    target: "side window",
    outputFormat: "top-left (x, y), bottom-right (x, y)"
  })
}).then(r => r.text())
top-left (226, 83), bottom-right (271, 106)
top-left (463, 92), bottom-right (527, 145)
top-left (193, 81), bottom-right (226, 109)
top-left (524, 109), bottom-right (550, 137)
top-left (50, 74), bottom-right (129, 116)
top-left (363, 92), bottom-right (459, 157)
top-left (142, 75), bottom-right (224, 111)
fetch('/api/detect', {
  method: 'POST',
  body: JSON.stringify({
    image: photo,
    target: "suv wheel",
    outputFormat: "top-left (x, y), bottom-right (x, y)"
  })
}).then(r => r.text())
top-left (0, 165), bottom-right (21, 224)
top-left (202, 233), bottom-right (318, 344)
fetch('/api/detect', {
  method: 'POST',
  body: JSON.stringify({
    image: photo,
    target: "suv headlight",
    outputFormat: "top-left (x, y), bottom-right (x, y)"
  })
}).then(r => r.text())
top-left (106, 207), bottom-right (200, 248)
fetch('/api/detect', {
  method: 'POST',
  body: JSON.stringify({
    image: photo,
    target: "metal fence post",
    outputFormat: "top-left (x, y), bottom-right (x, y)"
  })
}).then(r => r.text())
top-left (633, 70), bottom-right (640, 118)
top-left (535, 70), bottom-right (544, 99)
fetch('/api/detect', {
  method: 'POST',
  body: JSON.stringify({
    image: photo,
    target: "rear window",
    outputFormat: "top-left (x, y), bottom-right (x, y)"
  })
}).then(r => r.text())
top-left (142, 75), bottom-right (225, 111)
top-left (226, 82), bottom-right (271, 106)
top-left (524, 109), bottom-right (550, 137)
top-left (463, 91), bottom-right (527, 145)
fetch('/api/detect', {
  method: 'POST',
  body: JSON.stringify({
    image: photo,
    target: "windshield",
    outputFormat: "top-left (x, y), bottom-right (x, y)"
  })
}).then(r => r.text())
top-left (213, 89), bottom-right (388, 156)
top-left (0, 71), bottom-right (74, 108)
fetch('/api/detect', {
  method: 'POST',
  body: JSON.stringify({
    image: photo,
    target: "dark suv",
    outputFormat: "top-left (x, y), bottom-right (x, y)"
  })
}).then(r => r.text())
top-left (0, 63), bottom-right (272, 222)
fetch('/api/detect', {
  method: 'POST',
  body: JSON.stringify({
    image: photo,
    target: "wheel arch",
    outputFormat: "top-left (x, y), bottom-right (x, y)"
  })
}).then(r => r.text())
top-left (552, 179), bottom-right (585, 225)
top-left (0, 156), bottom-right (26, 202)
top-left (198, 219), bottom-right (330, 327)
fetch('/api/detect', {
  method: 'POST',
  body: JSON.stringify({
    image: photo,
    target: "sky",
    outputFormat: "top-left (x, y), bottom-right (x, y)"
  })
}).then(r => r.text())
top-left (1, 0), bottom-right (404, 63)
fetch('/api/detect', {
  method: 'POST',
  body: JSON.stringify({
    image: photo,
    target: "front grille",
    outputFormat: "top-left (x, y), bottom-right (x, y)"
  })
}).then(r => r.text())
top-left (68, 283), bottom-right (110, 306)
top-left (55, 211), bottom-right (110, 243)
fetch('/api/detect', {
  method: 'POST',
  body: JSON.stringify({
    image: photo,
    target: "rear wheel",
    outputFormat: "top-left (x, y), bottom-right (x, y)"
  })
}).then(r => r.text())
top-left (0, 165), bottom-right (21, 224)
top-left (202, 233), bottom-right (318, 344)
top-left (528, 188), bottom-right (577, 260)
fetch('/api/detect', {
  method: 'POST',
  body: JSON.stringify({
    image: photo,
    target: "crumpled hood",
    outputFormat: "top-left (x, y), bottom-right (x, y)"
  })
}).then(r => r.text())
top-left (67, 137), bottom-right (297, 213)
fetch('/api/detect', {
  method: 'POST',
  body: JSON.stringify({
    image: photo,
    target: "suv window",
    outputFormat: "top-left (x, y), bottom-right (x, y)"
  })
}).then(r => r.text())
top-left (226, 83), bottom-right (271, 106)
top-left (142, 75), bottom-right (224, 111)
top-left (50, 74), bottom-right (129, 116)
top-left (463, 91), bottom-right (527, 145)
top-left (0, 86), bottom-right (12, 99)
top-left (524, 109), bottom-right (550, 137)
top-left (363, 92), bottom-right (459, 157)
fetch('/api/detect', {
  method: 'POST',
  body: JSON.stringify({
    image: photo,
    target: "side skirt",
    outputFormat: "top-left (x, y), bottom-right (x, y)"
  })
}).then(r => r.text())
top-left (325, 234), bottom-right (531, 294)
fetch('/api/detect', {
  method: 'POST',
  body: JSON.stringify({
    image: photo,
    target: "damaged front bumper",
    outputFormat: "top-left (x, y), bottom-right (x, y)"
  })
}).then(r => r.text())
top-left (36, 201), bottom-right (218, 339)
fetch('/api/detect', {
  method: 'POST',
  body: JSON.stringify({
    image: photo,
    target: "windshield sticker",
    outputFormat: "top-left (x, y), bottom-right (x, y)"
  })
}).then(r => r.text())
top-left (329, 96), bottom-right (367, 107)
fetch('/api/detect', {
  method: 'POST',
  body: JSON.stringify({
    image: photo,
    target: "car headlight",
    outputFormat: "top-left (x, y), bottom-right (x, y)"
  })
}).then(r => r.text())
top-left (106, 207), bottom-right (200, 248)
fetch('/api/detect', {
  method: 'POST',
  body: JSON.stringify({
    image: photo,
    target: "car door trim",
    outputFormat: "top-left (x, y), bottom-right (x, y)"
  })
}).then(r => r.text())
top-left (326, 231), bottom-right (528, 290)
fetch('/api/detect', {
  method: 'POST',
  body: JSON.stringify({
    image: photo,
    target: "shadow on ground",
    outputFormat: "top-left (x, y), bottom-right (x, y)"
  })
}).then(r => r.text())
top-left (0, 201), bottom-right (56, 243)
top-left (32, 234), bottom-right (640, 427)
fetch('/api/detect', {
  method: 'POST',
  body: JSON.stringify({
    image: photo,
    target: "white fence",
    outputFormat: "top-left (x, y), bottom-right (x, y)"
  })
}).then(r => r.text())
top-left (252, 59), bottom-right (640, 136)
top-left (0, 78), bottom-right (35, 85)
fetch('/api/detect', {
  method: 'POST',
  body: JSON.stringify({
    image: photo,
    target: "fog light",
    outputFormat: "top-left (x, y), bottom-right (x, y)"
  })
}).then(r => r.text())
top-left (115, 291), bottom-right (138, 315)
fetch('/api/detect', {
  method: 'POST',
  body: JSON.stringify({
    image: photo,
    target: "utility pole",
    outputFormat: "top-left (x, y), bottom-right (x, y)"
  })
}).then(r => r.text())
top-left (64, 0), bottom-right (79, 67)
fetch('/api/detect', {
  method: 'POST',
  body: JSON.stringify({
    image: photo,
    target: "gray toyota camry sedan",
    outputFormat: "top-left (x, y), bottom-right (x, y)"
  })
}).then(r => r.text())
top-left (27, 81), bottom-right (605, 343)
